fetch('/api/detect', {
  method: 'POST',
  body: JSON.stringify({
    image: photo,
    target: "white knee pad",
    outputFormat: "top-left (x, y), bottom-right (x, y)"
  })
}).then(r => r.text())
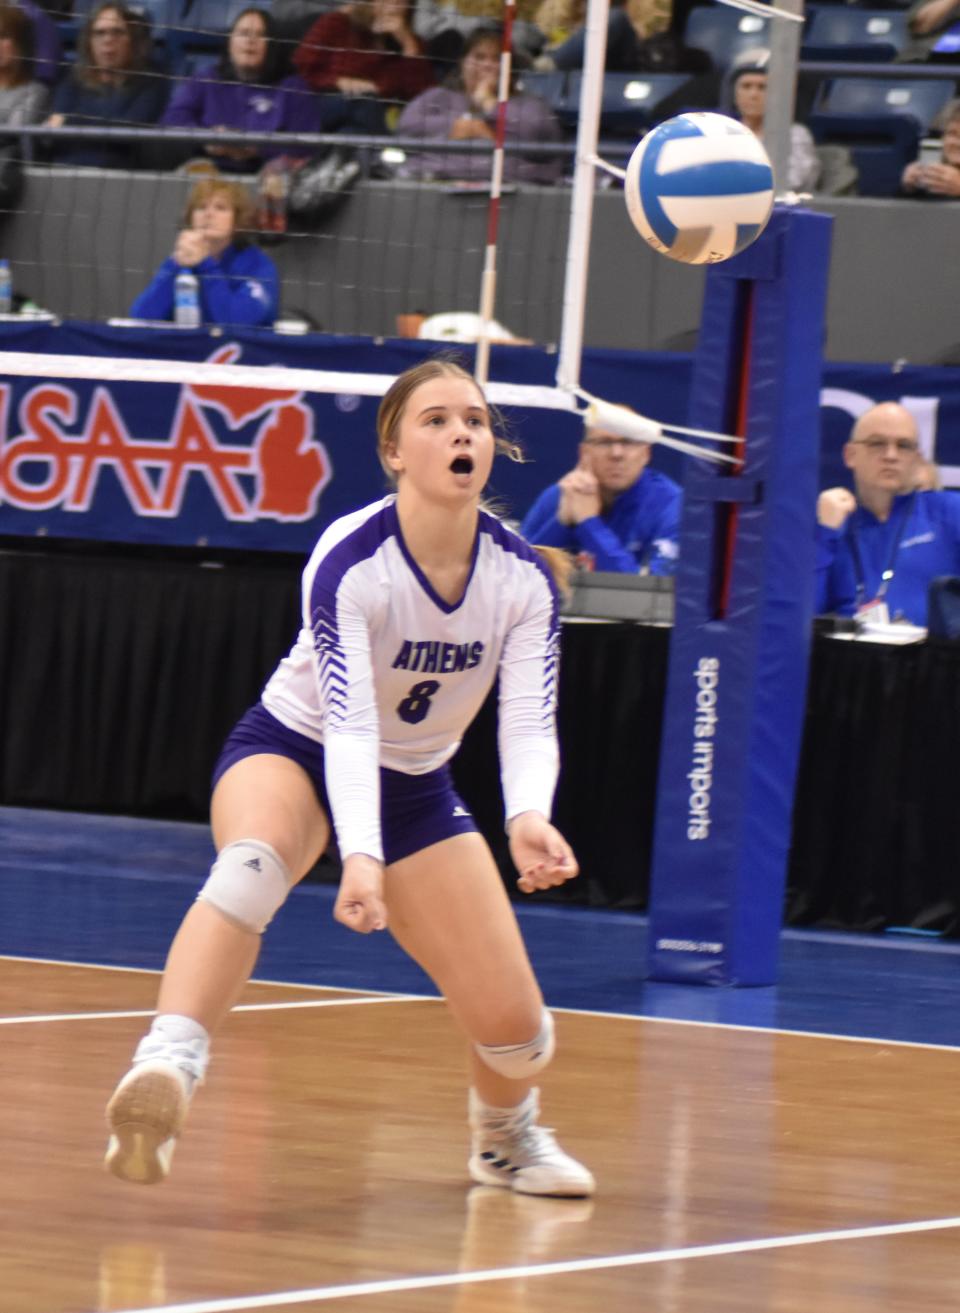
top-left (197, 840), bottom-right (293, 934)
top-left (475, 1009), bottom-right (555, 1080)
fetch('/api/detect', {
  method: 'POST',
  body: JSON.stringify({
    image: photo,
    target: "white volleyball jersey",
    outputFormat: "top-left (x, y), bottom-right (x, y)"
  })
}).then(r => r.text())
top-left (261, 496), bottom-right (561, 861)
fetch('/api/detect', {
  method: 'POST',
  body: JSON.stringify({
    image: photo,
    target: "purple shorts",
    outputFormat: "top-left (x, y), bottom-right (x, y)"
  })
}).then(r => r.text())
top-left (212, 703), bottom-right (478, 866)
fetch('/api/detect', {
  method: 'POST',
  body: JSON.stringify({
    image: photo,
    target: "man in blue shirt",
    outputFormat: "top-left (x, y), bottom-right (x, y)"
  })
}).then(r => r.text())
top-left (519, 417), bottom-right (682, 573)
top-left (816, 401), bottom-right (960, 626)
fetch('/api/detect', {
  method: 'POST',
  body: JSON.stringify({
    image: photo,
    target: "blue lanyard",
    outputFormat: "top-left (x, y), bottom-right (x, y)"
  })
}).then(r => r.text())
top-left (847, 493), bottom-right (916, 608)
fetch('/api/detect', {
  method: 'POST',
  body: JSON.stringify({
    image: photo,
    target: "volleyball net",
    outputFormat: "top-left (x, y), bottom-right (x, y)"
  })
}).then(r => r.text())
top-left (0, 330), bottom-right (710, 553)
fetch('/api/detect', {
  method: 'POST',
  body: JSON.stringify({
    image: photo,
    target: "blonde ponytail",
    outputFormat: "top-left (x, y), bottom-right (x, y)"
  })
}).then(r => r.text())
top-left (532, 544), bottom-right (575, 599)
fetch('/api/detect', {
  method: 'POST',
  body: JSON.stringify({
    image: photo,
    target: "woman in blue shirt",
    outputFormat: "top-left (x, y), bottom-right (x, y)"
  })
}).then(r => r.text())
top-left (130, 177), bottom-right (280, 327)
top-left (44, 2), bottom-right (167, 168)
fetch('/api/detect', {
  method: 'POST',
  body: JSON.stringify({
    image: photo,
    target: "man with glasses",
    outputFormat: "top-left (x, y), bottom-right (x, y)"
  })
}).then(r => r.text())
top-left (816, 401), bottom-right (960, 625)
top-left (519, 415), bottom-right (681, 573)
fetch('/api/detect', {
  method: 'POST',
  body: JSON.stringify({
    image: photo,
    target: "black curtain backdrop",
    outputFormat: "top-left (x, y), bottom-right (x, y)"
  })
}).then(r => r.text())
top-left (785, 635), bottom-right (960, 936)
top-left (0, 546), bottom-right (301, 820)
top-left (3, 545), bottom-right (959, 932)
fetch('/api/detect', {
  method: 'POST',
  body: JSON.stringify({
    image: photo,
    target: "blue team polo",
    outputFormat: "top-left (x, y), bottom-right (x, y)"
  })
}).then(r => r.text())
top-left (519, 468), bottom-right (682, 574)
top-left (816, 489), bottom-right (960, 625)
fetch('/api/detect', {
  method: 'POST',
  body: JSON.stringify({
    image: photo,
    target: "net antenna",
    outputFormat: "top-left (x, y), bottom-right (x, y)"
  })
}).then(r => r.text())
top-left (474, 0), bottom-right (517, 388)
top-left (555, 0), bottom-right (805, 466)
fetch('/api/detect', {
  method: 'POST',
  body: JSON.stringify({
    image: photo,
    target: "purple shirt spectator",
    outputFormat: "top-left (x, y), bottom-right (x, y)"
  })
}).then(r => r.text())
top-left (162, 64), bottom-right (323, 168)
top-left (161, 7), bottom-right (324, 172)
top-left (396, 85), bottom-right (563, 183)
top-left (396, 26), bottom-right (563, 184)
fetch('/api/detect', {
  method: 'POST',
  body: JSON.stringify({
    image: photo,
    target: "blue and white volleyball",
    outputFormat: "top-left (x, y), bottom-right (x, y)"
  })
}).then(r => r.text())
top-left (624, 113), bottom-right (774, 265)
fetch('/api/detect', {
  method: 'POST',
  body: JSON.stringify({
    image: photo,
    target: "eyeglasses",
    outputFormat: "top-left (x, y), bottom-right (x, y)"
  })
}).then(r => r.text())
top-left (583, 436), bottom-right (637, 451)
top-left (91, 25), bottom-right (126, 36)
top-left (853, 437), bottom-right (919, 455)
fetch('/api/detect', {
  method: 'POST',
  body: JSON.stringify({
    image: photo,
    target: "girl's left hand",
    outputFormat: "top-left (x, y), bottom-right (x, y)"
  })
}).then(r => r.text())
top-left (508, 811), bottom-right (579, 893)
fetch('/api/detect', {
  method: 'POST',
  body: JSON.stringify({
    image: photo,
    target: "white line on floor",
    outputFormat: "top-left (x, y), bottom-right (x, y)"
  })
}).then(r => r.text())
top-left (0, 996), bottom-right (428, 1025)
top-left (81, 1214), bottom-right (960, 1313)
top-left (4, 954), bottom-right (959, 1052)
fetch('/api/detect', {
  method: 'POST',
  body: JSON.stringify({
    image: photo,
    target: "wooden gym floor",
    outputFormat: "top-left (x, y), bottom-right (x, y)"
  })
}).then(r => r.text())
top-left (2, 806), bottom-right (960, 1312)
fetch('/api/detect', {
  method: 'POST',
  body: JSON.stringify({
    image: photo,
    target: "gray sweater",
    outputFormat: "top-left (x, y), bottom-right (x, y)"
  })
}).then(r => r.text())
top-left (0, 80), bottom-right (48, 127)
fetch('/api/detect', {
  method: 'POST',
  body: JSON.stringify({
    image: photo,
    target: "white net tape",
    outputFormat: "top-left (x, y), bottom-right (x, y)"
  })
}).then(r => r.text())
top-left (0, 349), bottom-right (579, 413)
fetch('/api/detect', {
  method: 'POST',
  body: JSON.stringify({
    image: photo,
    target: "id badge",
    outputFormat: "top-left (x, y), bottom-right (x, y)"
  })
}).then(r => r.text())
top-left (856, 599), bottom-right (890, 625)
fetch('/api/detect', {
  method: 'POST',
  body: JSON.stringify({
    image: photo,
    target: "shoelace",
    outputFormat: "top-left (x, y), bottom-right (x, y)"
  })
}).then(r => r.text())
top-left (504, 1123), bottom-right (563, 1166)
top-left (480, 1107), bottom-right (564, 1166)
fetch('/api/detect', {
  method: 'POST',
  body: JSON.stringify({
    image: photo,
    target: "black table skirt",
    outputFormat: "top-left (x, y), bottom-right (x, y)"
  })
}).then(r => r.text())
top-left (2, 547), bottom-right (958, 933)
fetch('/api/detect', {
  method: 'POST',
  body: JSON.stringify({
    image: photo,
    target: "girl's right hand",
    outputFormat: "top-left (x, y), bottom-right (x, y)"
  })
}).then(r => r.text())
top-left (334, 853), bottom-right (388, 933)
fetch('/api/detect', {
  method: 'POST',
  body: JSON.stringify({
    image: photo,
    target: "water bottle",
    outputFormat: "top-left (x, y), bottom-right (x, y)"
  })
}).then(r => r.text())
top-left (0, 259), bottom-right (13, 315)
top-left (173, 270), bottom-right (200, 328)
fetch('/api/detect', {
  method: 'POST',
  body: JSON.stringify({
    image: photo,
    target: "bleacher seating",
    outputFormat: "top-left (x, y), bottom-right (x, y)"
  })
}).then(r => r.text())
top-left (807, 75), bottom-right (957, 195)
top-left (576, 71), bottom-right (698, 135)
top-left (70, 0), bottom-right (178, 25)
top-left (683, 5), bottom-right (771, 73)
top-left (162, 0), bottom-right (256, 72)
top-left (801, 7), bottom-right (909, 62)
top-left (515, 70), bottom-right (571, 118)
top-left (518, 70), bottom-right (698, 137)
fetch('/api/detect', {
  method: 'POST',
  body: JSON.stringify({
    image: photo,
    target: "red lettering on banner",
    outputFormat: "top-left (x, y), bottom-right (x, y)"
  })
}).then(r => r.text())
top-left (67, 387), bottom-right (157, 511)
top-left (157, 396), bottom-right (252, 517)
top-left (0, 385), bottom-right (77, 508)
top-left (0, 346), bottom-right (333, 525)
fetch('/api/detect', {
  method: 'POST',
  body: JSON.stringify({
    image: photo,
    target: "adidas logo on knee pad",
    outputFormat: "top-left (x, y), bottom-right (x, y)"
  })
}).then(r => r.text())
top-left (475, 1009), bottom-right (555, 1079)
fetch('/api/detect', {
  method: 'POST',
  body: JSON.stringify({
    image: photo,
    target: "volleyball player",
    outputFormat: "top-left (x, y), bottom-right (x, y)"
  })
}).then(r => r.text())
top-left (104, 357), bottom-right (595, 1199)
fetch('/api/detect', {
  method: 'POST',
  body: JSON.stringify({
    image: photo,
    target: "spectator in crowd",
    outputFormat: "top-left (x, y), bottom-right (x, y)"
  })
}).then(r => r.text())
top-left (293, 0), bottom-right (435, 132)
top-left (902, 99), bottom-right (960, 197)
top-left (0, 4), bottom-right (48, 126)
top-left (726, 48), bottom-right (820, 193)
top-left (520, 414), bottom-right (682, 573)
top-left (161, 8), bottom-right (324, 174)
top-left (129, 177), bottom-right (279, 326)
top-left (395, 25), bottom-right (563, 184)
top-left (413, 0), bottom-right (544, 68)
top-left (816, 402), bottom-right (960, 626)
top-left (44, 2), bottom-right (167, 167)
top-left (0, 4), bottom-right (46, 224)
top-left (533, 0), bottom-right (669, 72)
